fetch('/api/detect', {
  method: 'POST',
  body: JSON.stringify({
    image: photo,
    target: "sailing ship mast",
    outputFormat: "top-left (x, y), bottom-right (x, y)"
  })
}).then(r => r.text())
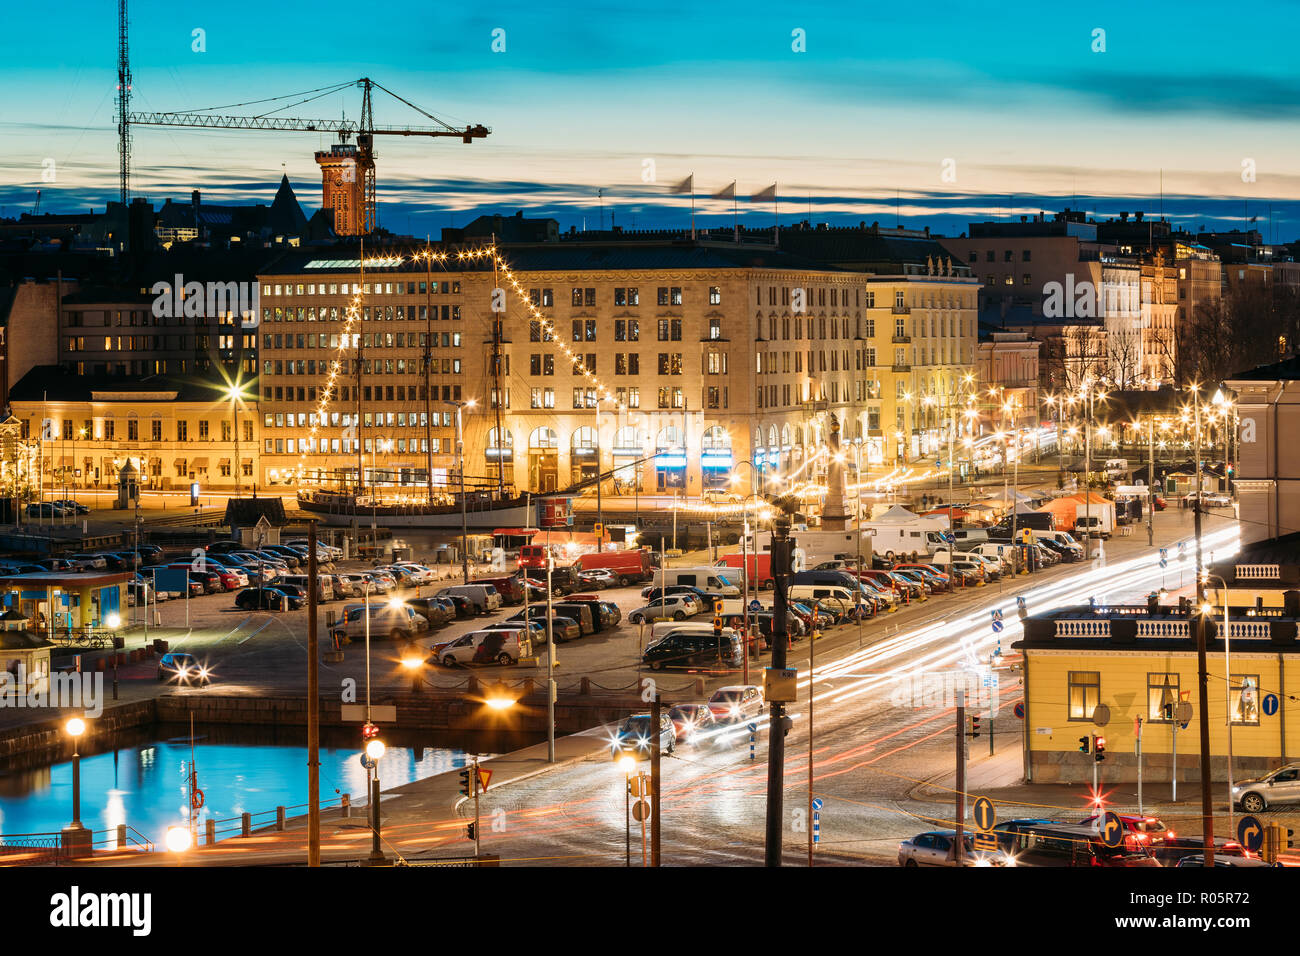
top-left (423, 241), bottom-right (435, 506)
top-left (491, 237), bottom-right (506, 499)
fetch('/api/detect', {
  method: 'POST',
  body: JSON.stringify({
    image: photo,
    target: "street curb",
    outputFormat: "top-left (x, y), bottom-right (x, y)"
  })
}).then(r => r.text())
top-left (450, 740), bottom-right (610, 815)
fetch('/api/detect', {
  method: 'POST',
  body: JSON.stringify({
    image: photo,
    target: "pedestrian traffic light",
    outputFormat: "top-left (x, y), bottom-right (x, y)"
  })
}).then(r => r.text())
top-left (968, 714), bottom-right (981, 738)
top-left (458, 768), bottom-right (473, 797)
top-left (1094, 736), bottom-right (1106, 762)
top-left (361, 722), bottom-right (379, 741)
top-left (466, 823), bottom-right (476, 840)
top-left (1078, 735), bottom-right (1091, 754)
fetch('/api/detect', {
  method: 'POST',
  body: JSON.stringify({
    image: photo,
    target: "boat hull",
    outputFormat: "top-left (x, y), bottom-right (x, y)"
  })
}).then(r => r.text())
top-left (296, 494), bottom-right (534, 529)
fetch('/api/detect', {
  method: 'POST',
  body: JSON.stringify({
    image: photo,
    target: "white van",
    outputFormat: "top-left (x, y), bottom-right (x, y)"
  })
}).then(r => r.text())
top-left (653, 567), bottom-right (740, 596)
top-left (788, 584), bottom-right (857, 607)
top-left (434, 584), bottom-right (502, 613)
top-left (278, 573), bottom-right (336, 602)
top-left (331, 603), bottom-right (429, 642)
top-left (437, 628), bottom-right (531, 666)
top-left (970, 542), bottom-right (1015, 567)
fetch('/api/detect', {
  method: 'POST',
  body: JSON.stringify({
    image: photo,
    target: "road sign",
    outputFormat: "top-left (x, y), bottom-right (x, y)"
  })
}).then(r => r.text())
top-left (747, 722), bottom-right (758, 734)
top-left (632, 800), bottom-right (650, 822)
top-left (990, 609), bottom-right (1003, 622)
top-left (812, 797), bottom-right (824, 812)
top-left (1238, 815), bottom-right (1265, 852)
top-left (629, 776), bottom-right (652, 797)
top-left (359, 753), bottom-right (376, 770)
top-left (1263, 693), bottom-right (1280, 717)
top-left (1175, 701), bottom-right (1193, 726)
top-left (1159, 548), bottom-right (1168, 569)
top-left (1178, 541), bottom-right (1186, 561)
top-left (1013, 701), bottom-right (1025, 720)
top-left (749, 599), bottom-right (763, 612)
top-left (991, 619), bottom-right (1004, 634)
top-left (1100, 811), bottom-right (1125, 848)
top-left (972, 796), bottom-right (996, 832)
top-left (972, 831), bottom-right (999, 852)
top-left (1015, 596), bottom-right (1026, 611)
top-left (478, 768), bottom-right (493, 792)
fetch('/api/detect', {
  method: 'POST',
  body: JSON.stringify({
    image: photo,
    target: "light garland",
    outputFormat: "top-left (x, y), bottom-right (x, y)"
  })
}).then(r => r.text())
top-left (291, 244), bottom-right (627, 490)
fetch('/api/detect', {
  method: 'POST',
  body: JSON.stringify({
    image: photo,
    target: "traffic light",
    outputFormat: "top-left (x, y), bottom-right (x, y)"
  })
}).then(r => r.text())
top-left (968, 714), bottom-right (981, 738)
top-left (1094, 735), bottom-right (1106, 762)
top-left (779, 715), bottom-right (793, 737)
top-left (466, 823), bottom-right (476, 841)
top-left (1078, 735), bottom-right (1092, 754)
top-left (457, 768), bottom-right (473, 797)
top-left (361, 722), bottom-right (379, 741)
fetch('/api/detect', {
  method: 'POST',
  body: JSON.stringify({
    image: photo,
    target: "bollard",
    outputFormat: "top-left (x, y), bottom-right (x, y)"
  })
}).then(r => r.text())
top-left (341, 793), bottom-right (351, 818)
top-left (241, 812), bottom-right (251, 837)
top-left (468, 676), bottom-right (480, 696)
top-left (206, 819), bottom-right (216, 846)
top-left (116, 823), bottom-right (127, 849)
top-left (579, 676), bottom-right (590, 695)
top-left (276, 806), bottom-right (286, 831)
top-left (694, 677), bottom-right (706, 696)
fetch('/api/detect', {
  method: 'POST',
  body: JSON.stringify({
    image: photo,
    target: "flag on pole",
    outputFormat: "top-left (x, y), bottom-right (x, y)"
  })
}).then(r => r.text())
top-left (670, 174), bottom-right (694, 194)
top-left (750, 183), bottom-right (777, 202)
top-left (711, 181), bottom-right (736, 200)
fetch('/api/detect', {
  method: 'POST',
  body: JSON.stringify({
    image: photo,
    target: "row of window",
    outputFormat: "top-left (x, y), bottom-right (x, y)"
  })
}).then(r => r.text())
top-left (556, 286), bottom-right (720, 308)
top-left (262, 410), bottom-right (455, 429)
top-left (63, 359), bottom-right (254, 377)
top-left (1067, 671), bottom-right (1260, 724)
top-left (757, 287), bottom-right (973, 310)
top-left (66, 335), bottom-right (249, 352)
top-left (264, 437), bottom-right (440, 455)
top-left (263, 358), bottom-right (463, 376)
top-left (263, 332), bottom-right (461, 350)
top-left (524, 385), bottom-right (730, 411)
top-left (262, 305), bottom-right (461, 323)
top-left (41, 418), bottom-right (252, 443)
top-left (261, 384), bottom-right (464, 405)
top-left (530, 317), bottom-right (724, 343)
top-left (264, 281), bottom-right (462, 297)
top-left (65, 310), bottom-right (241, 329)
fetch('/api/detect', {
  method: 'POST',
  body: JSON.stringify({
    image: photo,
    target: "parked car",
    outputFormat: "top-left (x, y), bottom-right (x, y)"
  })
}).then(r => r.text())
top-left (576, 568), bottom-right (618, 590)
top-left (610, 713), bottom-right (675, 756)
top-left (52, 499), bottom-right (90, 515)
top-left (403, 597), bottom-right (454, 627)
top-left (643, 628), bottom-right (742, 670)
top-left (707, 685), bottom-right (764, 723)
top-left (506, 607), bottom-right (582, 643)
top-left (1232, 763), bottom-right (1300, 812)
top-left (436, 628), bottom-right (530, 666)
top-left (433, 584), bottom-right (501, 614)
top-left (235, 587), bottom-right (298, 611)
top-left (628, 595), bottom-right (700, 624)
top-left (331, 603), bottom-right (429, 643)
top-left (157, 652), bottom-right (210, 686)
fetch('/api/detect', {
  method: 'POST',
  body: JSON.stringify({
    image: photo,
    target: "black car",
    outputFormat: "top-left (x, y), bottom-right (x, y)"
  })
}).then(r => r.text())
top-left (991, 818), bottom-right (1059, 853)
top-left (1036, 538), bottom-right (1078, 563)
top-left (443, 594), bottom-right (476, 619)
top-left (643, 630), bottom-right (742, 670)
top-left (506, 606), bottom-right (582, 643)
top-left (274, 583), bottom-right (309, 603)
top-left (235, 586), bottom-right (299, 611)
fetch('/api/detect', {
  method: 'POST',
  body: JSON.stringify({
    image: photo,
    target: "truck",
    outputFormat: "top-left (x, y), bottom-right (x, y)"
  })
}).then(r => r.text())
top-left (1074, 501), bottom-right (1115, 539)
top-left (744, 527), bottom-right (874, 569)
top-left (715, 552), bottom-right (774, 589)
top-left (573, 548), bottom-right (658, 586)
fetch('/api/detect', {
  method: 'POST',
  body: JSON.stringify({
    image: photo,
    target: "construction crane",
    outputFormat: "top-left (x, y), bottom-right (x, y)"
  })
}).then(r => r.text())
top-left (127, 77), bottom-right (489, 234)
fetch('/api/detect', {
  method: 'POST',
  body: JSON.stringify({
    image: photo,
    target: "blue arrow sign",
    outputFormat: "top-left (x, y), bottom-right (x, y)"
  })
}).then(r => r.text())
top-left (1238, 815), bottom-right (1264, 852)
top-left (812, 797), bottom-right (824, 811)
top-left (991, 620), bottom-right (1004, 634)
top-left (747, 722), bottom-right (758, 734)
top-left (1263, 693), bottom-right (1280, 717)
top-left (1101, 811), bottom-right (1125, 848)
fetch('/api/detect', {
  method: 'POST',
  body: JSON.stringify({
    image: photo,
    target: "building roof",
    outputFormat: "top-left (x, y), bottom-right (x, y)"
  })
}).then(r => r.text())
top-left (1013, 602), bottom-right (1300, 654)
top-left (7, 366), bottom-right (239, 404)
top-left (224, 497), bottom-right (288, 528)
top-left (1227, 354), bottom-right (1300, 382)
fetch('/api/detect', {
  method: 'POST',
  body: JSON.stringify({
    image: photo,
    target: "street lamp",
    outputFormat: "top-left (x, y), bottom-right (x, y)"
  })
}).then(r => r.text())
top-left (63, 717), bottom-right (92, 854)
top-left (224, 381), bottom-right (250, 493)
top-left (1201, 571), bottom-right (1239, 836)
top-left (446, 399), bottom-right (477, 585)
top-left (365, 737), bottom-right (386, 864)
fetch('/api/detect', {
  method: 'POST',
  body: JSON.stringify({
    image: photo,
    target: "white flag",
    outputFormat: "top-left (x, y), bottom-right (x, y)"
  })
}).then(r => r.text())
top-left (711, 181), bottom-right (736, 200)
top-left (750, 183), bottom-right (777, 202)
top-left (670, 174), bottom-right (694, 194)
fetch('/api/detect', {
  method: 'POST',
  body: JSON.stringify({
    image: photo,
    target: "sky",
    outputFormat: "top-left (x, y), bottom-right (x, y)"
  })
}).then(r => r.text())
top-left (2, 0), bottom-right (1300, 240)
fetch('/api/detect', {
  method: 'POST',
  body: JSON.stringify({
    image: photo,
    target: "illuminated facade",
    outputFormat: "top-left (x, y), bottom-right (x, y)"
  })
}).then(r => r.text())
top-left (255, 242), bottom-right (980, 497)
top-left (315, 144), bottom-right (364, 237)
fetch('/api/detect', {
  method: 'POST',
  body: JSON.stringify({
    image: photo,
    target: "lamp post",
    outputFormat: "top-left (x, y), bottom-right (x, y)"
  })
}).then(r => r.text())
top-left (225, 382), bottom-right (247, 493)
top-left (1201, 572), bottom-right (1237, 836)
top-left (62, 717), bottom-right (92, 855)
top-left (365, 737), bottom-right (386, 864)
top-left (618, 753), bottom-right (636, 866)
top-left (731, 459), bottom-right (762, 680)
top-left (446, 399), bottom-right (477, 585)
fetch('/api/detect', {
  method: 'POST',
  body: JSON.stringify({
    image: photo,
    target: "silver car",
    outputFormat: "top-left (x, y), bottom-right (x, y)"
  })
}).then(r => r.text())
top-left (1233, 763), bottom-right (1300, 812)
top-left (898, 830), bottom-right (1006, 866)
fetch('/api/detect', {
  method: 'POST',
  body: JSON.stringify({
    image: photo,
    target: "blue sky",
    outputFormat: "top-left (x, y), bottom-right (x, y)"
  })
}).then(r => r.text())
top-left (3, 0), bottom-right (1299, 239)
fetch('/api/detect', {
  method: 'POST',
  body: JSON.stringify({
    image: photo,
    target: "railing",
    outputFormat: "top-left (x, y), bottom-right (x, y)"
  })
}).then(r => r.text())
top-left (46, 627), bottom-right (115, 649)
top-left (0, 833), bottom-right (65, 865)
top-left (1055, 619), bottom-right (1111, 638)
top-left (1236, 564), bottom-right (1281, 580)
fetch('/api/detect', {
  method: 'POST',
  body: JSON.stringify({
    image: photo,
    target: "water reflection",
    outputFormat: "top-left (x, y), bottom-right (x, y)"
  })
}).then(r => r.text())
top-left (0, 723), bottom-right (538, 845)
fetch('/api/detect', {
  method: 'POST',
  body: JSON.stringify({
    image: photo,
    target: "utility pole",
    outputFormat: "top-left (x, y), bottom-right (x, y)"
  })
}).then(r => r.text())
top-left (955, 694), bottom-right (966, 867)
top-left (307, 522), bottom-right (321, 866)
top-left (764, 514), bottom-right (792, 867)
top-left (1148, 416), bottom-right (1155, 547)
top-left (1191, 385), bottom-right (1215, 866)
top-left (650, 693), bottom-right (662, 867)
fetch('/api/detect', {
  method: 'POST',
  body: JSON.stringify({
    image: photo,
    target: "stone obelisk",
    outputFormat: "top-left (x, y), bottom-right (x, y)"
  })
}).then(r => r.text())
top-left (821, 416), bottom-right (851, 530)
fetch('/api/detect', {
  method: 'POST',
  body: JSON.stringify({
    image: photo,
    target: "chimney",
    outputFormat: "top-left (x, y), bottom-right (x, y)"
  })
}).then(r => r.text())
top-left (1135, 211), bottom-right (1144, 222)
top-left (1020, 215), bottom-right (1028, 223)
top-left (1120, 211), bottom-right (1129, 221)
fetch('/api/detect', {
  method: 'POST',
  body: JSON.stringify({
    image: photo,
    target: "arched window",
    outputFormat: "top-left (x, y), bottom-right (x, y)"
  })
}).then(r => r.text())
top-left (571, 426), bottom-right (597, 451)
top-left (656, 426), bottom-right (684, 451)
top-left (614, 426), bottom-right (642, 451)
top-left (701, 426), bottom-right (730, 450)
top-left (781, 424), bottom-right (793, 448)
top-left (529, 427), bottom-right (558, 450)
top-left (487, 428), bottom-right (513, 451)
top-left (768, 425), bottom-right (778, 447)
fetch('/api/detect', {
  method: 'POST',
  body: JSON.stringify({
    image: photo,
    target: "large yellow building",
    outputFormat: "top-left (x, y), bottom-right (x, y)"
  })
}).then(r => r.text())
top-left (1015, 601), bottom-right (1300, 783)
top-left (254, 239), bottom-right (979, 499)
